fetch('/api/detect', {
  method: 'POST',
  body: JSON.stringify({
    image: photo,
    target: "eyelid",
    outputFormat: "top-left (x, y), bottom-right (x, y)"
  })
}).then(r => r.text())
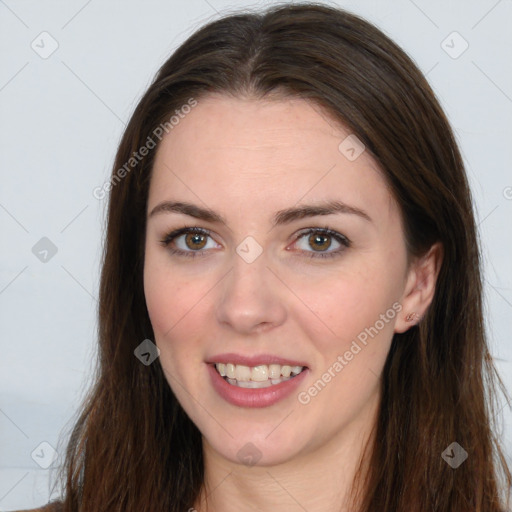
top-left (160, 226), bottom-right (213, 247)
top-left (289, 227), bottom-right (351, 258)
top-left (159, 225), bottom-right (350, 259)
top-left (292, 227), bottom-right (350, 246)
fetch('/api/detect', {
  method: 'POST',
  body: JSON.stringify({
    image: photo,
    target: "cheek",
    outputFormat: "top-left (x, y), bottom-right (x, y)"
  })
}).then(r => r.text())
top-left (143, 261), bottom-right (175, 337)
top-left (288, 256), bottom-right (401, 378)
top-left (143, 255), bottom-right (207, 352)
top-left (292, 271), bottom-right (397, 424)
top-left (291, 268), bottom-right (382, 340)
top-left (143, 264), bottom-right (211, 399)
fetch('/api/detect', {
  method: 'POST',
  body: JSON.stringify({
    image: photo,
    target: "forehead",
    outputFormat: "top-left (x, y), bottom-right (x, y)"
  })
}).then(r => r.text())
top-left (148, 94), bottom-right (398, 226)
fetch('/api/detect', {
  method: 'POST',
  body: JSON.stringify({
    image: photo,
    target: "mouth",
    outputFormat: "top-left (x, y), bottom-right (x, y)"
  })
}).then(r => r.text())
top-left (211, 362), bottom-right (307, 389)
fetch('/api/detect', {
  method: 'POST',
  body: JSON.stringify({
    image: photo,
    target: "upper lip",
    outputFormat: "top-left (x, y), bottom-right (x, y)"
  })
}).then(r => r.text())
top-left (206, 353), bottom-right (309, 368)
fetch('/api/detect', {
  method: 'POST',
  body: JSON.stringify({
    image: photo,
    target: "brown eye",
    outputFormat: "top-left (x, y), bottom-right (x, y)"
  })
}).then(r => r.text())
top-left (308, 233), bottom-right (332, 251)
top-left (292, 227), bottom-right (351, 259)
top-left (160, 227), bottom-right (219, 259)
top-left (184, 232), bottom-right (207, 250)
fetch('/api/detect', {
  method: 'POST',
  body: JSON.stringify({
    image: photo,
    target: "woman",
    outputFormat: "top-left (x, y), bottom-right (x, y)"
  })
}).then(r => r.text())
top-left (19, 2), bottom-right (511, 511)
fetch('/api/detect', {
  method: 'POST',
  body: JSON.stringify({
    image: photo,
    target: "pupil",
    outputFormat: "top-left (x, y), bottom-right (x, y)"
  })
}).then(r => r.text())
top-left (186, 233), bottom-right (206, 250)
top-left (310, 233), bottom-right (330, 251)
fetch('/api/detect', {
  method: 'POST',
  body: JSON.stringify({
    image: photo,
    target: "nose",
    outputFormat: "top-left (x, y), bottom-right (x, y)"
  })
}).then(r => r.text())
top-left (215, 248), bottom-right (287, 335)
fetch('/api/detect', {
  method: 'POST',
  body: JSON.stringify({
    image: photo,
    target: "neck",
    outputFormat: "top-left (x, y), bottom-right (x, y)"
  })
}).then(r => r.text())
top-left (193, 393), bottom-right (379, 512)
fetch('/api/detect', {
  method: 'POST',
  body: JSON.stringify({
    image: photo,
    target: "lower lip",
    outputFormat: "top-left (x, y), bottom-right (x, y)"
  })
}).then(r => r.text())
top-left (207, 363), bottom-right (309, 408)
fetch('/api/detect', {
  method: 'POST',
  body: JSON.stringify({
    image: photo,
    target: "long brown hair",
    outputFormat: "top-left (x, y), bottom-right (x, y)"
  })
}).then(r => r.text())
top-left (50, 3), bottom-right (511, 511)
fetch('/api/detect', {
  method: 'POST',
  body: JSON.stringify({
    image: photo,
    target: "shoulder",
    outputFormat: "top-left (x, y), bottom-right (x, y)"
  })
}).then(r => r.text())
top-left (12, 502), bottom-right (63, 512)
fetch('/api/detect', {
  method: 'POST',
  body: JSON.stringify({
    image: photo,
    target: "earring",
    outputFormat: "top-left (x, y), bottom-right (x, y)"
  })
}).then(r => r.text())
top-left (405, 312), bottom-right (420, 322)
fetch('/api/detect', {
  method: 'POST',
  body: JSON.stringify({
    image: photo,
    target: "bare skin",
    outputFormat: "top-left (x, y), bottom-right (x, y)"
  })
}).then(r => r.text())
top-left (143, 94), bottom-right (442, 512)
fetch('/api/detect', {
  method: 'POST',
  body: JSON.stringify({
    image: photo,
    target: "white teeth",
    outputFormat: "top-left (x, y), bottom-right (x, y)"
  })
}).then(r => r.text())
top-left (281, 365), bottom-right (291, 377)
top-left (290, 365), bottom-right (303, 375)
top-left (268, 364), bottom-right (281, 379)
top-left (214, 362), bottom-right (305, 382)
top-left (235, 365), bottom-right (252, 381)
top-left (229, 378), bottom-right (273, 388)
top-left (226, 376), bottom-right (292, 388)
top-left (217, 363), bottom-right (227, 377)
top-left (226, 363), bottom-right (235, 379)
top-left (251, 365), bottom-right (269, 382)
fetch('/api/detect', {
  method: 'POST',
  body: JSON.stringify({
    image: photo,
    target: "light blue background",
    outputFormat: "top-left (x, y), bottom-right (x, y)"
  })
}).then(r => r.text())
top-left (1, 0), bottom-right (511, 509)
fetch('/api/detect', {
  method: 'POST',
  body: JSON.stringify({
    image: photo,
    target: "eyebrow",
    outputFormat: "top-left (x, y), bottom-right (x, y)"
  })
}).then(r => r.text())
top-left (148, 199), bottom-right (372, 226)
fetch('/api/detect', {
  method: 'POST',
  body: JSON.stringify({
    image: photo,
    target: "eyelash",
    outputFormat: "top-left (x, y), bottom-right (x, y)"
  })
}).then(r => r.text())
top-left (159, 226), bottom-right (351, 260)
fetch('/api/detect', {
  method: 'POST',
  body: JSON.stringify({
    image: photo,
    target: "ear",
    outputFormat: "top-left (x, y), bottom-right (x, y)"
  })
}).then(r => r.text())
top-left (394, 242), bottom-right (443, 333)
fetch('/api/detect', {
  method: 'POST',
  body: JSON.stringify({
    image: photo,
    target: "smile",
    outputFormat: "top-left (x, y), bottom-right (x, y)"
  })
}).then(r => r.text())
top-left (214, 363), bottom-right (305, 388)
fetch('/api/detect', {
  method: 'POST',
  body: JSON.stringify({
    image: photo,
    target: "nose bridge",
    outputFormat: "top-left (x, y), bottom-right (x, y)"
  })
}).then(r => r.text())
top-left (231, 244), bottom-right (269, 289)
top-left (215, 241), bottom-right (286, 333)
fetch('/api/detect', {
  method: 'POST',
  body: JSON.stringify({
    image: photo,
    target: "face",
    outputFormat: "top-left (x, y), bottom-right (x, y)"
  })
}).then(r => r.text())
top-left (143, 94), bottom-right (411, 467)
